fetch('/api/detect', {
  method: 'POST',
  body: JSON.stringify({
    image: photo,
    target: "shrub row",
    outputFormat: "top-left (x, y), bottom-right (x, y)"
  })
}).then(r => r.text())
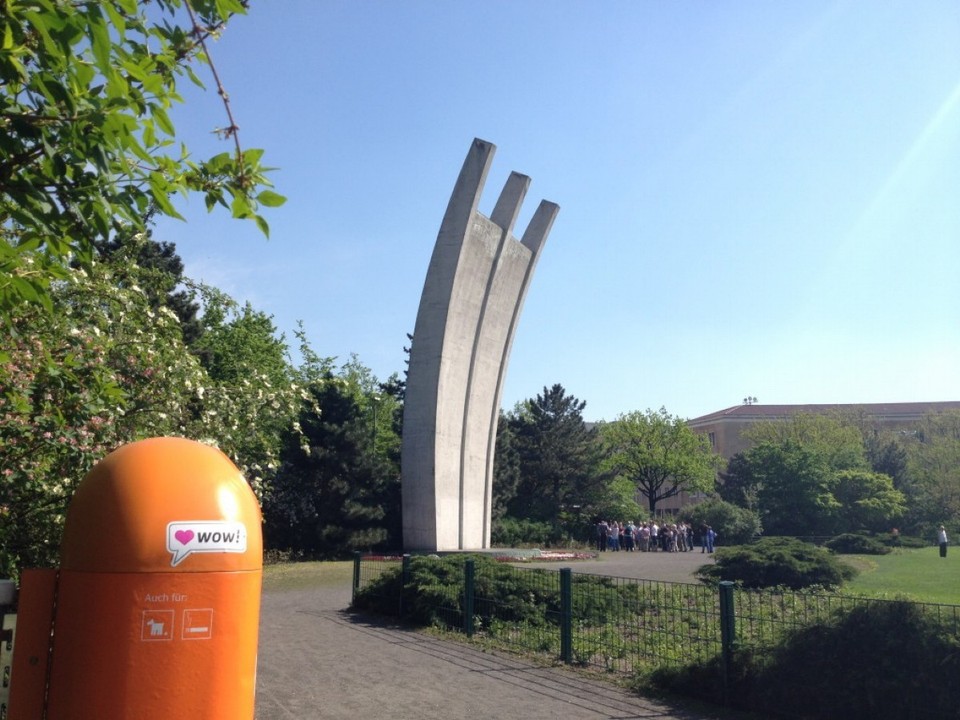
top-left (353, 555), bottom-right (642, 627)
top-left (354, 553), bottom-right (960, 719)
top-left (697, 537), bottom-right (858, 589)
top-left (639, 599), bottom-right (960, 720)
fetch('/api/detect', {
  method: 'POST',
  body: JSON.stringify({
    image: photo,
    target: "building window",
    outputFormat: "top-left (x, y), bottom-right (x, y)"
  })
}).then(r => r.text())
top-left (708, 432), bottom-right (716, 449)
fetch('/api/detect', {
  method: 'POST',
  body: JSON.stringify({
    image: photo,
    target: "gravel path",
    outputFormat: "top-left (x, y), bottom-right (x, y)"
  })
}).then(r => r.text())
top-left (254, 550), bottom-right (729, 719)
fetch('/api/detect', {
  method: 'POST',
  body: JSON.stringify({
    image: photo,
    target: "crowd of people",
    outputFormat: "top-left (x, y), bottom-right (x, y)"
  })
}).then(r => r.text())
top-left (594, 520), bottom-right (716, 553)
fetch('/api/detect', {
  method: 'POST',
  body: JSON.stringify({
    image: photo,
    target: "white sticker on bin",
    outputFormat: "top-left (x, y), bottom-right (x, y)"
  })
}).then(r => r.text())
top-left (166, 521), bottom-right (247, 566)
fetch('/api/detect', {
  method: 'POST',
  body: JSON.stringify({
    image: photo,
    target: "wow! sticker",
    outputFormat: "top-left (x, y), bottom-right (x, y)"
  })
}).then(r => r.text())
top-left (166, 521), bottom-right (247, 567)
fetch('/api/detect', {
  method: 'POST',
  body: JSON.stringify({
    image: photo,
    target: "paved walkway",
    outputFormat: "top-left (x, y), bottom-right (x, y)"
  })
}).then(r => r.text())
top-left (255, 551), bottom-right (734, 719)
top-left (522, 546), bottom-right (715, 584)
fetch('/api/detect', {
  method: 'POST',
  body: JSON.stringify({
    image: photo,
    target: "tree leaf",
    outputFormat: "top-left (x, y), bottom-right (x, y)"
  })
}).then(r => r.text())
top-left (256, 190), bottom-right (286, 208)
top-left (230, 192), bottom-right (252, 219)
top-left (103, 3), bottom-right (127, 38)
top-left (85, 6), bottom-right (113, 76)
top-left (152, 104), bottom-right (175, 137)
top-left (254, 214), bottom-right (270, 238)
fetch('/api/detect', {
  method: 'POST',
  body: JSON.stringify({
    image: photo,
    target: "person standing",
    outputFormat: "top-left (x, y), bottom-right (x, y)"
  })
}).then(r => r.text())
top-left (638, 523), bottom-right (650, 552)
top-left (705, 525), bottom-right (716, 554)
top-left (596, 520), bottom-right (608, 553)
top-left (938, 525), bottom-right (948, 558)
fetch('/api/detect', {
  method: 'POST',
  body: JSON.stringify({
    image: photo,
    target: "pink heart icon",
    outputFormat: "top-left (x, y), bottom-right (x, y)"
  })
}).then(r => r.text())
top-left (174, 529), bottom-right (195, 546)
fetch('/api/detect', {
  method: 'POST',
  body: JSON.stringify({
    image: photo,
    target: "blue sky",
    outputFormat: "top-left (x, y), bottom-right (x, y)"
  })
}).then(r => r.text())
top-left (154, 0), bottom-right (960, 422)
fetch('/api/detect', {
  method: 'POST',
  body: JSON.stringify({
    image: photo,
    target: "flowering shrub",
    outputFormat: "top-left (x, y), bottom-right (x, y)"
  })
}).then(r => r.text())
top-left (0, 263), bottom-right (301, 579)
top-left (1, 247), bottom-right (400, 578)
top-left (1, 265), bottom-right (203, 577)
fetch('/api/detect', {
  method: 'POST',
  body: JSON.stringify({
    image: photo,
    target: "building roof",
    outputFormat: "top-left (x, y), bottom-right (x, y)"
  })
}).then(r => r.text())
top-left (688, 401), bottom-right (960, 427)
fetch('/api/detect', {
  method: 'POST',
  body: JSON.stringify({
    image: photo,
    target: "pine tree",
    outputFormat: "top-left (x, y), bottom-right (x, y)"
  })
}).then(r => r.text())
top-left (506, 384), bottom-right (601, 524)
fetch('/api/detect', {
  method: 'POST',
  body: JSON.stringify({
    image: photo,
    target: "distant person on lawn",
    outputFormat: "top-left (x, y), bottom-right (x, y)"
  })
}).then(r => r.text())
top-left (703, 525), bottom-right (716, 553)
top-left (938, 525), bottom-right (948, 558)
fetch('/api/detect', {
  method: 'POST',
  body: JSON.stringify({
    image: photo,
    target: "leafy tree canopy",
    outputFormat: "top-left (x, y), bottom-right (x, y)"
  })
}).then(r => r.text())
top-left (192, 286), bottom-right (291, 387)
top-left (599, 407), bottom-right (719, 514)
top-left (902, 411), bottom-right (960, 534)
top-left (0, 0), bottom-right (284, 317)
top-left (747, 440), bottom-right (840, 536)
top-left (729, 413), bottom-right (911, 536)
top-left (743, 412), bottom-right (867, 472)
top-left (833, 469), bottom-right (905, 533)
top-left (738, 439), bottom-right (905, 537)
top-left (864, 433), bottom-right (909, 488)
top-left (680, 498), bottom-right (761, 545)
top-left (717, 451), bottom-right (760, 510)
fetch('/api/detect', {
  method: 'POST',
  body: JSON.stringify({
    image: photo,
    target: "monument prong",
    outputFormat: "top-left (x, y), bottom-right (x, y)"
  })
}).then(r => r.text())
top-left (521, 200), bottom-right (560, 253)
top-left (437, 139), bottom-right (494, 244)
top-left (402, 139), bottom-right (558, 552)
top-left (490, 172), bottom-right (531, 238)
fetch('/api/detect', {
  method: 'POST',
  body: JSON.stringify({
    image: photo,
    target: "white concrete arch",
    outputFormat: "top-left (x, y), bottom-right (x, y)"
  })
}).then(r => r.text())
top-left (402, 139), bottom-right (559, 551)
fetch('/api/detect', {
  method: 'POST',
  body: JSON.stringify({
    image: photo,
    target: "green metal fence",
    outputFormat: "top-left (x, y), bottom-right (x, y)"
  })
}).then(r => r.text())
top-left (732, 587), bottom-right (960, 649)
top-left (567, 573), bottom-right (723, 672)
top-left (351, 553), bottom-right (727, 674)
top-left (353, 554), bottom-right (405, 615)
top-left (351, 553), bottom-right (960, 717)
top-left (473, 560), bottom-right (561, 657)
top-left (729, 588), bottom-right (960, 719)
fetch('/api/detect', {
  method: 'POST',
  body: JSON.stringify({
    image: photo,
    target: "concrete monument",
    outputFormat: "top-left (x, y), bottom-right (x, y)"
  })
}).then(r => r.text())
top-left (402, 139), bottom-right (559, 551)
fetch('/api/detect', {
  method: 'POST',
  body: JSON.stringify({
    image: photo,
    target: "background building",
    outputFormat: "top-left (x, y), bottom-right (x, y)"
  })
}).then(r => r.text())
top-left (638, 401), bottom-right (960, 516)
top-left (687, 401), bottom-right (960, 462)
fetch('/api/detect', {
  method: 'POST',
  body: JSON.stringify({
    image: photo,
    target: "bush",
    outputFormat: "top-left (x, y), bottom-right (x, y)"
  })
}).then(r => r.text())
top-left (638, 600), bottom-right (960, 719)
top-left (825, 533), bottom-right (891, 555)
top-left (894, 534), bottom-right (929, 549)
top-left (352, 555), bottom-right (561, 627)
top-left (352, 554), bottom-right (648, 629)
top-left (350, 564), bottom-right (405, 617)
top-left (696, 537), bottom-right (857, 589)
top-left (742, 600), bottom-right (960, 718)
top-left (679, 498), bottom-right (761, 545)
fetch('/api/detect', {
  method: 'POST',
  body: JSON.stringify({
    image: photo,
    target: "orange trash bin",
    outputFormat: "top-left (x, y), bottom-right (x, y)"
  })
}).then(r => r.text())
top-left (38, 437), bottom-right (262, 720)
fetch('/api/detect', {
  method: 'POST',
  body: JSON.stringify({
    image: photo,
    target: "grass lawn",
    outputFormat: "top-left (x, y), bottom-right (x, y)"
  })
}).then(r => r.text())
top-left (842, 546), bottom-right (960, 605)
top-left (262, 559), bottom-right (352, 592)
top-left (260, 550), bottom-right (960, 608)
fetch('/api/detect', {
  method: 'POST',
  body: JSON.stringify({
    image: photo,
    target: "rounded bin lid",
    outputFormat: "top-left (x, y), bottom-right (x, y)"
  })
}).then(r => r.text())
top-left (60, 437), bottom-right (262, 573)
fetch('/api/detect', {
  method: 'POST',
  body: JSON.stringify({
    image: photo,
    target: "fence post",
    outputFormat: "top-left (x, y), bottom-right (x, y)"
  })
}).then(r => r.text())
top-left (464, 559), bottom-right (475, 637)
top-left (718, 580), bottom-right (736, 705)
top-left (351, 551), bottom-right (362, 605)
top-left (560, 567), bottom-right (573, 664)
top-left (400, 554), bottom-right (411, 618)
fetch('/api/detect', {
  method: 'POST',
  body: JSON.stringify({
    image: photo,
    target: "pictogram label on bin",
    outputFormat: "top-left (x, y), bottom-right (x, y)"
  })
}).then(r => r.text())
top-left (182, 608), bottom-right (214, 640)
top-left (166, 521), bottom-right (247, 566)
top-left (141, 610), bottom-right (174, 641)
